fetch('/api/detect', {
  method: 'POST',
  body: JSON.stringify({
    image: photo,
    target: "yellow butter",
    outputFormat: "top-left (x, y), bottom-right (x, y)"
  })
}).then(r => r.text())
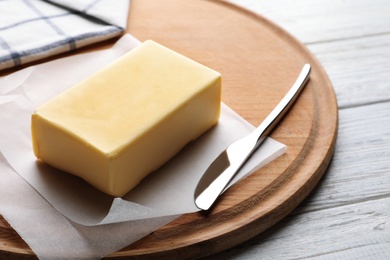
top-left (31, 40), bottom-right (221, 197)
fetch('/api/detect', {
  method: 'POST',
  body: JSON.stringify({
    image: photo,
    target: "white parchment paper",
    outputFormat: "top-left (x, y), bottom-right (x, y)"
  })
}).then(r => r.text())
top-left (0, 34), bottom-right (287, 259)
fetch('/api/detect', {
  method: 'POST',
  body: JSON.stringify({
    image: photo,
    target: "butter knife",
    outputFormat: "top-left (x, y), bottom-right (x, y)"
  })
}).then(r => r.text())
top-left (194, 64), bottom-right (311, 210)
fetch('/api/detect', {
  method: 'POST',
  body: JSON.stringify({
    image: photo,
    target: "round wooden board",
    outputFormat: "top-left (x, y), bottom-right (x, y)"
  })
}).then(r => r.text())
top-left (0, 0), bottom-right (338, 259)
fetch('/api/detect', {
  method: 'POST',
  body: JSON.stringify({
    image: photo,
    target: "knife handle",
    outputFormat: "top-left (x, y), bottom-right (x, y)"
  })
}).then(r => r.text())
top-left (253, 64), bottom-right (311, 147)
top-left (194, 64), bottom-right (311, 211)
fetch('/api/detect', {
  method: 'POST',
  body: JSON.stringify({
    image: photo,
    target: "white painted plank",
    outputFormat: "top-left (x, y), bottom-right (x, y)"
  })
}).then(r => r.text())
top-left (228, 0), bottom-right (390, 44)
top-left (295, 102), bottom-right (390, 213)
top-left (228, 0), bottom-right (390, 109)
top-left (208, 198), bottom-right (390, 259)
top-left (307, 34), bottom-right (390, 108)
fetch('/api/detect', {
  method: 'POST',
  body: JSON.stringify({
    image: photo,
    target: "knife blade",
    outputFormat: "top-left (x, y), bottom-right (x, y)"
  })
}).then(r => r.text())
top-left (194, 64), bottom-right (311, 210)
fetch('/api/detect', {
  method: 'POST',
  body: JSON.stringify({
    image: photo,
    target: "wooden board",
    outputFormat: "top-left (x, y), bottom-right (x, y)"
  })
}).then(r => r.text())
top-left (0, 0), bottom-right (338, 259)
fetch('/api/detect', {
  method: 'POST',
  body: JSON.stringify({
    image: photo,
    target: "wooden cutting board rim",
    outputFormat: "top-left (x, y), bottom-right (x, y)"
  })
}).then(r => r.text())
top-left (0, 0), bottom-right (338, 259)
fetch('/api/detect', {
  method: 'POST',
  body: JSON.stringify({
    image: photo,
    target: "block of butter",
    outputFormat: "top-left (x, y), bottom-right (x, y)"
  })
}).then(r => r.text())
top-left (31, 40), bottom-right (221, 197)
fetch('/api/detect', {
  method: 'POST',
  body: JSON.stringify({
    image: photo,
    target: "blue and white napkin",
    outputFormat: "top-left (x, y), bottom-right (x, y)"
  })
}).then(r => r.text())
top-left (0, 0), bottom-right (129, 70)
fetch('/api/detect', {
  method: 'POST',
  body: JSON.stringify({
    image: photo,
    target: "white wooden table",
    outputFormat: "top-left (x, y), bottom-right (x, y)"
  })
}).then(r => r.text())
top-left (206, 0), bottom-right (390, 259)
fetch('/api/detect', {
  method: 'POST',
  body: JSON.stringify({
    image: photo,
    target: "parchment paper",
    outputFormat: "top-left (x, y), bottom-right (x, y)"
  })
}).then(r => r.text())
top-left (0, 34), bottom-right (286, 259)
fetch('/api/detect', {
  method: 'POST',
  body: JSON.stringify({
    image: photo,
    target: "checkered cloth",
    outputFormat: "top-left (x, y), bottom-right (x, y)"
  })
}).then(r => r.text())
top-left (0, 0), bottom-right (129, 70)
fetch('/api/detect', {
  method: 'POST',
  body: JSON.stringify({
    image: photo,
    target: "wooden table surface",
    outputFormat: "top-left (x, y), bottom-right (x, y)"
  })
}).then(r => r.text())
top-left (205, 0), bottom-right (390, 259)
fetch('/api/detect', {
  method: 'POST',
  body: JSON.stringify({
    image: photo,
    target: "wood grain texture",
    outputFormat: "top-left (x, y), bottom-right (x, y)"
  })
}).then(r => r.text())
top-left (207, 0), bottom-right (390, 259)
top-left (0, 0), bottom-right (338, 259)
top-left (303, 34), bottom-right (390, 111)
top-left (230, 0), bottom-right (390, 44)
top-left (208, 102), bottom-right (390, 259)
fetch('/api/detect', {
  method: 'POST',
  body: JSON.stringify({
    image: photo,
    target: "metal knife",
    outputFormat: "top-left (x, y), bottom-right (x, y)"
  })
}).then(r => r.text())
top-left (194, 64), bottom-right (311, 210)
